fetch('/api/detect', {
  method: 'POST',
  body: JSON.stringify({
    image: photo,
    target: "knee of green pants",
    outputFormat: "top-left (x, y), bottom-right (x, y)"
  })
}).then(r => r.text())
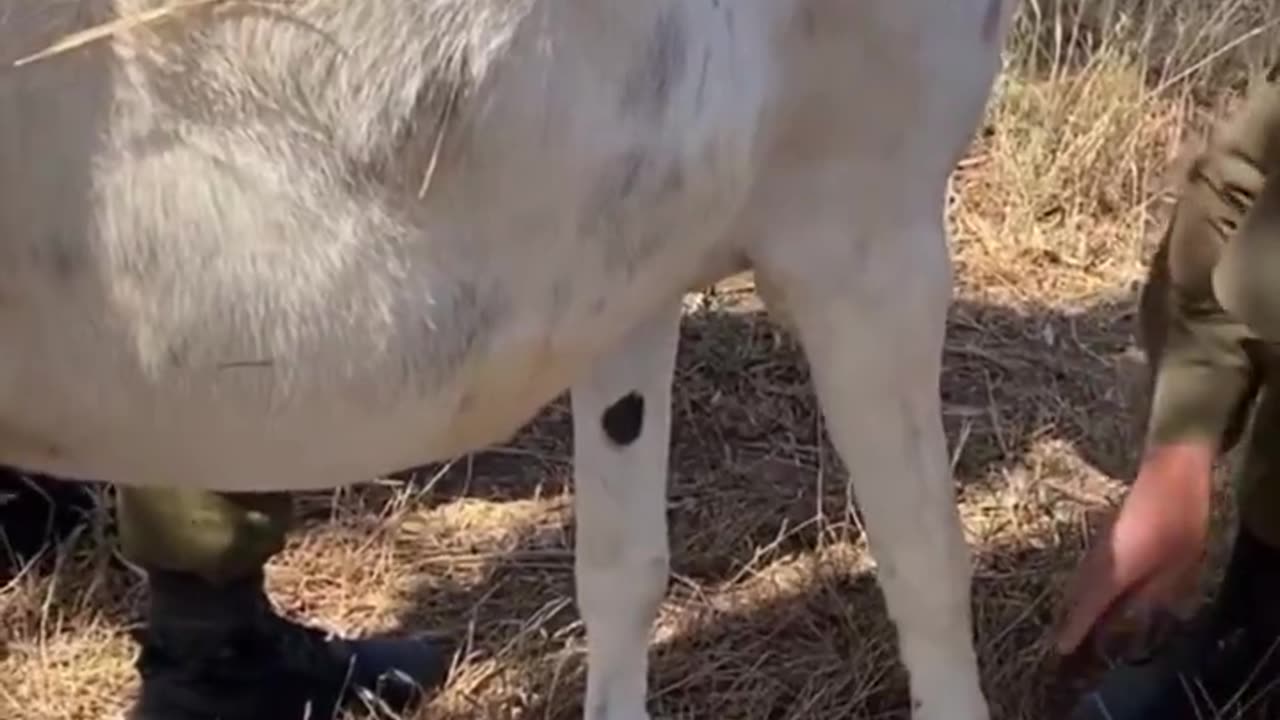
top-left (116, 487), bottom-right (294, 583)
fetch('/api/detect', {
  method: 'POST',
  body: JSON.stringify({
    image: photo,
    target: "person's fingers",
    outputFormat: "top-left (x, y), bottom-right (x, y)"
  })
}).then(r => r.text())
top-left (1054, 546), bottom-right (1133, 655)
top-left (1059, 545), bottom-right (1198, 658)
top-left (1053, 452), bottom-right (1212, 656)
top-left (1093, 572), bottom-right (1200, 663)
top-left (1054, 514), bottom-right (1171, 655)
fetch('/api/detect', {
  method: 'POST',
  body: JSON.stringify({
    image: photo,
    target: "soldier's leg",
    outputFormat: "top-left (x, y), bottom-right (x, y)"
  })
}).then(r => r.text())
top-left (117, 487), bottom-right (292, 582)
top-left (1229, 384), bottom-right (1280, 602)
top-left (116, 487), bottom-right (450, 720)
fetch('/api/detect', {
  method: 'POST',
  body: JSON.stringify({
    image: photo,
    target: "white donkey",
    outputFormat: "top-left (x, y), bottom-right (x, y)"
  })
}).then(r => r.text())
top-left (0, 0), bottom-right (1013, 718)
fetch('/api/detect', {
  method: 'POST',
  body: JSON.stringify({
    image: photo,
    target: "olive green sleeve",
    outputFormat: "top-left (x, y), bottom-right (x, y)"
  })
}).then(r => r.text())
top-left (1142, 71), bottom-right (1280, 451)
top-left (1145, 263), bottom-right (1260, 452)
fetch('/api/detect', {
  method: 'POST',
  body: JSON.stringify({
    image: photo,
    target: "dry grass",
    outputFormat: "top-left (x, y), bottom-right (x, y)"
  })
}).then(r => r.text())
top-left (4, 0), bottom-right (1279, 718)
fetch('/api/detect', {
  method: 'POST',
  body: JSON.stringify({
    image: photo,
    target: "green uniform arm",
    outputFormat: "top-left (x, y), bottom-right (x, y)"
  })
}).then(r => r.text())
top-left (1140, 73), bottom-right (1280, 452)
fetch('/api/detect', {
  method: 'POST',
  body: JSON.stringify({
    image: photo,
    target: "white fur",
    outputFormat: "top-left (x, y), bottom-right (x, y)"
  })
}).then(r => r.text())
top-left (0, 0), bottom-right (1014, 717)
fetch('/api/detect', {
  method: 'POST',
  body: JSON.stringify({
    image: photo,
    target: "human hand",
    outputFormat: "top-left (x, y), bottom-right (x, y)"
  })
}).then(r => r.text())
top-left (1053, 441), bottom-right (1215, 656)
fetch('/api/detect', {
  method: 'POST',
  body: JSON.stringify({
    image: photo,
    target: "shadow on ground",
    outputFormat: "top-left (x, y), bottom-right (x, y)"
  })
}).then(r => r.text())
top-left (355, 290), bottom-right (1146, 720)
top-left (383, 522), bottom-right (1094, 720)
top-left (242, 288), bottom-right (1139, 719)
top-left (1, 288), bottom-right (1148, 719)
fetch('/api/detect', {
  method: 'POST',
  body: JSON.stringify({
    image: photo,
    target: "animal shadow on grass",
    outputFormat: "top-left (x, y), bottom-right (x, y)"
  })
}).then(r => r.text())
top-left (353, 287), bottom-right (1149, 719)
top-left (0, 286), bottom-right (1148, 720)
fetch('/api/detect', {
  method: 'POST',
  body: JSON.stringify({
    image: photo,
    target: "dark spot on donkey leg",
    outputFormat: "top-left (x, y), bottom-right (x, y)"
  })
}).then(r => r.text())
top-left (601, 392), bottom-right (645, 447)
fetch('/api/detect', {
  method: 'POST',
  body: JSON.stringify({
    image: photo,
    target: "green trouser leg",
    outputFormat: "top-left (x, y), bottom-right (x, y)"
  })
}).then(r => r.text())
top-left (1237, 382), bottom-right (1280, 550)
top-left (116, 487), bottom-right (294, 584)
top-left (117, 487), bottom-right (450, 720)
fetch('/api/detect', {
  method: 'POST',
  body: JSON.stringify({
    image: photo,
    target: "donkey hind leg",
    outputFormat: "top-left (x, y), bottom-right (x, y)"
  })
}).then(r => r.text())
top-left (570, 301), bottom-right (682, 720)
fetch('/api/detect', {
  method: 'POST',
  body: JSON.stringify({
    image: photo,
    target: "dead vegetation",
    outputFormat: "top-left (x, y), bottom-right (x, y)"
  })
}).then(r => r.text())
top-left (3, 0), bottom-right (1278, 718)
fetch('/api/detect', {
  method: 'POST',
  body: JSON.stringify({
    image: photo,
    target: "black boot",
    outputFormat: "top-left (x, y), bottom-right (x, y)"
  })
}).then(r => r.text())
top-left (127, 569), bottom-right (451, 720)
top-left (1069, 528), bottom-right (1280, 720)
